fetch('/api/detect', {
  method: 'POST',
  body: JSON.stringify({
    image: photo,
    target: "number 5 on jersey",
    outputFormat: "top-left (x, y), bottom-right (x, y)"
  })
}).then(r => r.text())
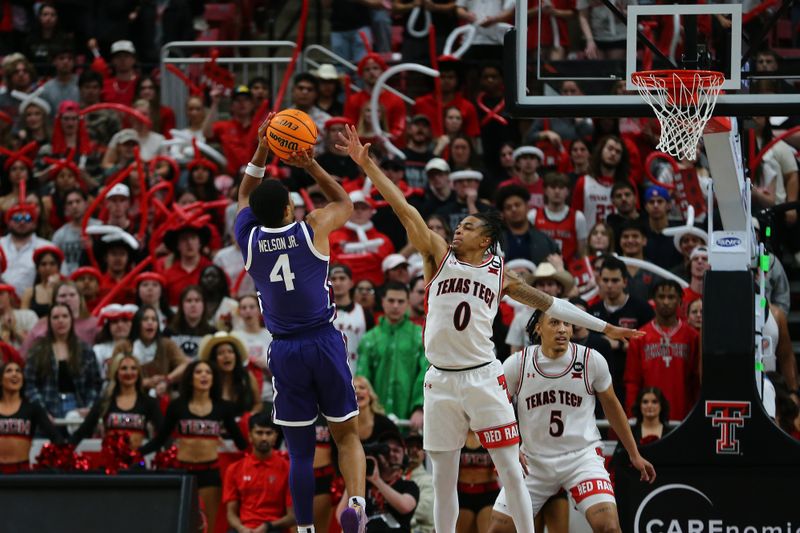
top-left (270, 254), bottom-right (296, 291)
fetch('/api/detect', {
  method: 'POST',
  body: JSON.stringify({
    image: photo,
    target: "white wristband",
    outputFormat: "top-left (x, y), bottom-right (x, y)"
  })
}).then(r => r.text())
top-left (246, 163), bottom-right (265, 178)
top-left (547, 297), bottom-right (607, 333)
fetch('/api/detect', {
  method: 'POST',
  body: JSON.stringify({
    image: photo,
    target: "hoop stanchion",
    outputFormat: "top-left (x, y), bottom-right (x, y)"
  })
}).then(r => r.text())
top-left (631, 69), bottom-right (724, 161)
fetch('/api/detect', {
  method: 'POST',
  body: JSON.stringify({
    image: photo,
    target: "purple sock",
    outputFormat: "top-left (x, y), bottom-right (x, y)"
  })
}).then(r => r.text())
top-left (282, 424), bottom-right (317, 526)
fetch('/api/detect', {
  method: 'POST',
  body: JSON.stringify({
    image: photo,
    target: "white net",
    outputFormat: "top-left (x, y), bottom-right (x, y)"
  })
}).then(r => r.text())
top-left (631, 70), bottom-right (724, 161)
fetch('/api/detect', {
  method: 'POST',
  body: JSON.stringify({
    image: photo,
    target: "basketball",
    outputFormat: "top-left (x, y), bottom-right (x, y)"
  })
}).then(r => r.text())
top-left (266, 109), bottom-right (318, 160)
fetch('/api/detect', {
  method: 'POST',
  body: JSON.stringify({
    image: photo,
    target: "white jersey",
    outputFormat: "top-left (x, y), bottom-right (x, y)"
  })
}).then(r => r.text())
top-left (503, 343), bottom-right (612, 457)
top-left (581, 176), bottom-right (614, 225)
top-left (334, 302), bottom-right (369, 374)
top-left (424, 250), bottom-right (503, 368)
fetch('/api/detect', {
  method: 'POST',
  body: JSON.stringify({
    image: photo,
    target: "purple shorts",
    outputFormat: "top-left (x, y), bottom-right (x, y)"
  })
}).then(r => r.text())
top-left (268, 324), bottom-right (359, 426)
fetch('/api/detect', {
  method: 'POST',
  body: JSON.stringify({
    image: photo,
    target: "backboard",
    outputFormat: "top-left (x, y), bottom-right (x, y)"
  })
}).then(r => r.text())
top-left (506, 0), bottom-right (800, 117)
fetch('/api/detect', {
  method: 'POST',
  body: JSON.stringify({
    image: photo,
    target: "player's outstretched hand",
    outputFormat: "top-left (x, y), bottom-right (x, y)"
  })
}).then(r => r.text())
top-left (257, 112), bottom-right (276, 149)
top-left (284, 149), bottom-right (315, 169)
top-left (631, 454), bottom-right (656, 483)
top-left (335, 124), bottom-right (371, 167)
top-left (603, 323), bottom-right (645, 340)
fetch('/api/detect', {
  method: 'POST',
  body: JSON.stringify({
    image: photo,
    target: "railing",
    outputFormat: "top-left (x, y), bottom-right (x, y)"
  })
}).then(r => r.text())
top-left (160, 41), bottom-right (297, 128)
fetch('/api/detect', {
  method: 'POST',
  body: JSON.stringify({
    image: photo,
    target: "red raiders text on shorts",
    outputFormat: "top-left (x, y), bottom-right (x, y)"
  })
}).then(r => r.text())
top-left (569, 478), bottom-right (615, 503)
top-left (476, 421), bottom-right (520, 448)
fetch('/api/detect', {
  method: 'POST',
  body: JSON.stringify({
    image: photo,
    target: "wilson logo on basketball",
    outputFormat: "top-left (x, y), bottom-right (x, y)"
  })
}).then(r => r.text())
top-left (269, 130), bottom-right (299, 151)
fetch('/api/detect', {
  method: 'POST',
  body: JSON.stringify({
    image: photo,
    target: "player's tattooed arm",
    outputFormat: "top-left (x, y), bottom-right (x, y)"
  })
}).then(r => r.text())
top-left (503, 268), bottom-right (554, 309)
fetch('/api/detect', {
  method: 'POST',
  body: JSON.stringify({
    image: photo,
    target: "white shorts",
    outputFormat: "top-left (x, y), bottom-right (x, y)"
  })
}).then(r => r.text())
top-left (493, 445), bottom-right (615, 516)
top-left (423, 360), bottom-right (519, 452)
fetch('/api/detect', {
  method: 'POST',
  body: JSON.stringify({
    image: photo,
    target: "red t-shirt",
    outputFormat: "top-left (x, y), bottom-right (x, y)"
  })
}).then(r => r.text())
top-left (223, 453), bottom-right (292, 529)
top-left (99, 272), bottom-right (137, 304)
top-left (624, 319), bottom-right (700, 420)
top-left (211, 119), bottom-right (255, 175)
top-left (328, 226), bottom-right (395, 286)
top-left (344, 90), bottom-right (407, 142)
top-left (412, 92), bottom-right (480, 137)
top-left (101, 77), bottom-right (137, 106)
top-left (161, 256), bottom-right (213, 306)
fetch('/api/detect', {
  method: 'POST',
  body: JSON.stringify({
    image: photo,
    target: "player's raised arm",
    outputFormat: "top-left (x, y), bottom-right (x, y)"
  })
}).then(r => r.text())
top-left (335, 125), bottom-right (446, 259)
top-left (238, 112), bottom-right (275, 214)
top-left (503, 269), bottom-right (644, 340)
top-left (283, 150), bottom-right (353, 239)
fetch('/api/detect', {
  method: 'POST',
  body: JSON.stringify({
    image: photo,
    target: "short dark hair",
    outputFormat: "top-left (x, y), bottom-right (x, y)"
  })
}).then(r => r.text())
top-left (651, 278), bottom-right (683, 299)
top-left (63, 187), bottom-right (87, 201)
top-left (600, 256), bottom-right (629, 279)
top-left (618, 219), bottom-right (646, 237)
top-left (249, 410), bottom-right (279, 431)
top-left (494, 184), bottom-right (530, 210)
top-left (543, 172), bottom-right (570, 189)
top-left (294, 72), bottom-right (319, 91)
top-left (249, 76), bottom-right (269, 88)
top-left (473, 210), bottom-right (504, 255)
top-left (249, 179), bottom-right (290, 227)
top-left (611, 180), bottom-right (636, 196)
top-left (78, 70), bottom-right (103, 88)
top-left (382, 281), bottom-right (409, 297)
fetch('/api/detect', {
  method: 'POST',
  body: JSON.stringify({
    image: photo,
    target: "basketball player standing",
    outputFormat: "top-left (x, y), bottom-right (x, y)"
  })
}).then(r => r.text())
top-left (336, 125), bottom-right (641, 533)
top-left (236, 115), bottom-right (368, 533)
top-left (489, 311), bottom-right (655, 533)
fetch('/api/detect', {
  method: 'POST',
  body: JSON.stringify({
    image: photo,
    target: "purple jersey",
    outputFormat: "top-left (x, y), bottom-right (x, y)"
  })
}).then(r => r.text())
top-left (235, 208), bottom-right (335, 336)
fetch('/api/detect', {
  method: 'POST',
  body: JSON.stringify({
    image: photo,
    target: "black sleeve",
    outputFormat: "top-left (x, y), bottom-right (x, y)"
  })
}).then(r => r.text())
top-left (33, 403), bottom-right (65, 445)
top-left (139, 400), bottom-right (180, 455)
top-left (364, 310), bottom-right (376, 331)
top-left (144, 396), bottom-right (164, 439)
top-left (221, 402), bottom-right (248, 451)
top-left (69, 398), bottom-right (104, 445)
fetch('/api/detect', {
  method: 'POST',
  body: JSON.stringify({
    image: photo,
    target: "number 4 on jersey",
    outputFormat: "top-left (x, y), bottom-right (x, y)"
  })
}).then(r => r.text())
top-left (270, 254), bottom-right (296, 291)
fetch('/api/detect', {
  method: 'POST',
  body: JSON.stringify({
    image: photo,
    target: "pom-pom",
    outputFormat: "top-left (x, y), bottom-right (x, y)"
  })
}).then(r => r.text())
top-left (152, 445), bottom-right (179, 470)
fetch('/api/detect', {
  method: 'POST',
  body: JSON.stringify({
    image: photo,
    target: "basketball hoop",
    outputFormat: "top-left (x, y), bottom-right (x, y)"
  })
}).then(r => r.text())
top-left (631, 70), bottom-right (725, 161)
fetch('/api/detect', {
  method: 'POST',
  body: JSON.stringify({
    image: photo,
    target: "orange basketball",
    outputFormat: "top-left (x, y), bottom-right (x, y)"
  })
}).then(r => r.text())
top-left (266, 109), bottom-right (318, 160)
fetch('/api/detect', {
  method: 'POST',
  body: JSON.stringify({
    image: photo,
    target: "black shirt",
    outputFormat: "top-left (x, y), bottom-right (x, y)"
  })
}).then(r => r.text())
top-left (402, 148), bottom-right (433, 190)
top-left (501, 227), bottom-right (561, 264)
top-left (435, 200), bottom-right (493, 234)
top-left (366, 477), bottom-right (420, 533)
top-left (58, 360), bottom-right (76, 393)
top-left (331, 0), bottom-right (372, 32)
top-left (70, 393), bottom-right (163, 444)
top-left (318, 152), bottom-right (361, 182)
top-left (0, 400), bottom-right (63, 443)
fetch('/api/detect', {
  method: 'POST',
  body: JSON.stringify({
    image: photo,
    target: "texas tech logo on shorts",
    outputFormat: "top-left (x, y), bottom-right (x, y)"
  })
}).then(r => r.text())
top-left (705, 400), bottom-right (751, 455)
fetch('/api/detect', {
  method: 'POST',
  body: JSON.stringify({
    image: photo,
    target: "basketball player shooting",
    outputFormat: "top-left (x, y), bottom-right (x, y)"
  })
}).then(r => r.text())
top-left (489, 310), bottom-right (655, 533)
top-left (336, 125), bottom-right (642, 533)
top-left (236, 114), bottom-right (368, 533)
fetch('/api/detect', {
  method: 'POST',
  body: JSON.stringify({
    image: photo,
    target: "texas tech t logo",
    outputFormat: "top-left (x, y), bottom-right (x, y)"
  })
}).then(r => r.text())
top-left (705, 401), bottom-right (751, 455)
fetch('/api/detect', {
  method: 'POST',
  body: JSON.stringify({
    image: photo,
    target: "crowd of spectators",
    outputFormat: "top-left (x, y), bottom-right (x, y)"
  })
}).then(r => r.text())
top-left (1, 0), bottom-right (800, 532)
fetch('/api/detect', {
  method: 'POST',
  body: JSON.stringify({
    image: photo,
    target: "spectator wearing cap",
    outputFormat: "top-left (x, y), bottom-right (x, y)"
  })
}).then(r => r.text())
top-left (204, 85), bottom-right (256, 175)
top-left (330, 264), bottom-right (376, 375)
top-left (103, 183), bottom-right (135, 234)
top-left (134, 272), bottom-right (173, 329)
top-left (505, 261), bottom-right (575, 352)
top-left (97, 40), bottom-right (138, 106)
top-left (40, 100), bottom-right (96, 170)
top-left (682, 246), bottom-right (709, 313)
top-left (291, 72), bottom-right (331, 143)
top-left (382, 254), bottom-right (411, 286)
top-left (0, 204), bottom-right (54, 298)
top-left (0, 284), bottom-right (38, 350)
top-left (435, 169), bottom-right (492, 231)
top-left (618, 219), bottom-right (662, 303)
top-left (529, 172), bottom-right (589, 261)
top-left (40, 47), bottom-right (80, 113)
top-left (499, 146), bottom-right (545, 209)
top-left (495, 184), bottom-right (560, 264)
top-left (161, 224), bottom-right (214, 307)
top-left (79, 70), bottom-right (121, 145)
top-left (327, 0), bottom-right (372, 65)
top-left (16, 97), bottom-right (52, 146)
top-left (53, 187), bottom-right (100, 276)
top-left (101, 128), bottom-right (139, 174)
top-left (314, 64), bottom-right (343, 117)
top-left (224, 411), bottom-right (295, 533)
top-left (412, 57), bottom-right (479, 138)
top-left (419, 158), bottom-right (454, 219)
top-left (606, 181), bottom-right (641, 252)
top-left (643, 185), bottom-right (683, 270)
top-left (357, 281), bottom-right (426, 422)
top-left (344, 53), bottom-right (407, 142)
top-left (70, 267), bottom-right (103, 313)
top-left (92, 228), bottom-right (139, 304)
top-left (199, 332), bottom-right (261, 415)
top-left (402, 115), bottom-right (435, 189)
top-left (670, 226), bottom-right (708, 281)
top-left (316, 117), bottom-right (361, 185)
top-left (329, 190), bottom-right (395, 286)
top-left (92, 303), bottom-right (137, 378)
top-left (21, 245), bottom-right (65, 318)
